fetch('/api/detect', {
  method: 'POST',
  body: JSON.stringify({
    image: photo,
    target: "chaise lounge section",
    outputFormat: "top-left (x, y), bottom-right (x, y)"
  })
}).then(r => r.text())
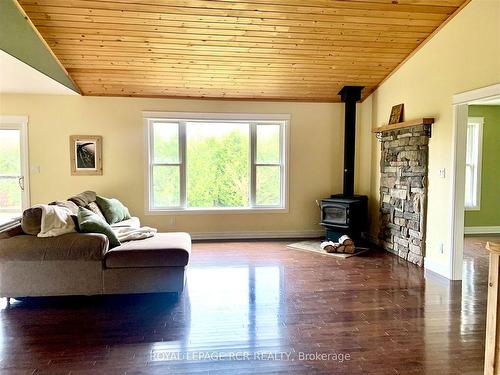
top-left (103, 232), bottom-right (191, 295)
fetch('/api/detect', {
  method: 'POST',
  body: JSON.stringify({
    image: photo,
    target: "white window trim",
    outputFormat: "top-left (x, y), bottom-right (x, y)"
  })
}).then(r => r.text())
top-left (0, 115), bottom-right (30, 226)
top-left (464, 116), bottom-right (483, 211)
top-left (143, 112), bottom-right (290, 215)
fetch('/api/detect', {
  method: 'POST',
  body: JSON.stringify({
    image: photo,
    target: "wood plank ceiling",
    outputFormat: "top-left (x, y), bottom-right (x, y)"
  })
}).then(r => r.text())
top-left (18, 0), bottom-right (468, 102)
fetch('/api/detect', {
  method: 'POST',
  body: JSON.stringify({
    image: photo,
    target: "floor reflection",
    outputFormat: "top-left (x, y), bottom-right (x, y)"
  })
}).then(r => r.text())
top-left (185, 265), bottom-right (283, 350)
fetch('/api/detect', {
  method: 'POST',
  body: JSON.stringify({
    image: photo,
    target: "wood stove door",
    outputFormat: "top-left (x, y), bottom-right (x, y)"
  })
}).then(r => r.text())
top-left (321, 204), bottom-right (349, 226)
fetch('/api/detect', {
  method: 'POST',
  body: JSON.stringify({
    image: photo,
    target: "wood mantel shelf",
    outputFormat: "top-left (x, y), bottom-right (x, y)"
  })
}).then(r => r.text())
top-left (372, 118), bottom-right (435, 134)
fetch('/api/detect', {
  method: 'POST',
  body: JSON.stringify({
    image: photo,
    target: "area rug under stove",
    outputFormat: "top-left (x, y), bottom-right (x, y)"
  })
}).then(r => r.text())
top-left (287, 240), bottom-right (369, 258)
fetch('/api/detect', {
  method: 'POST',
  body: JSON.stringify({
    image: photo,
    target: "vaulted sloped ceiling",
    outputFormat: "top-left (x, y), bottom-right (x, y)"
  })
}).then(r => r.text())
top-left (0, 0), bottom-right (79, 93)
top-left (17, 0), bottom-right (469, 102)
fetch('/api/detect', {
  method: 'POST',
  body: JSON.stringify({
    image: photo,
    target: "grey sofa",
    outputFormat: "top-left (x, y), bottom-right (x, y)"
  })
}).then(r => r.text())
top-left (0, 195), bottom-right (191, 299)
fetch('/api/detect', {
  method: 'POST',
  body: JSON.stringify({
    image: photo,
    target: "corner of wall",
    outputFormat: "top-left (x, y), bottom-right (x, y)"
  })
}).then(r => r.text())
top-left (357, 95), bottom-right (380, 238)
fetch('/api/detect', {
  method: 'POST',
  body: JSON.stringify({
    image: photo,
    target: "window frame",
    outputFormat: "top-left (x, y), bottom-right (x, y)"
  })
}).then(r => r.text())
top-left (0, 115), bottom-right (30, 230)
top-left (464, 116), bottom-right (484, 211)
top-left (144, 112), bottom-right (289, 215)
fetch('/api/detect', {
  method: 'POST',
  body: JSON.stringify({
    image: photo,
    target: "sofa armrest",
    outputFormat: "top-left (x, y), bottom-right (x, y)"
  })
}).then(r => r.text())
top-left (0, 232), bottom-right (109, 262)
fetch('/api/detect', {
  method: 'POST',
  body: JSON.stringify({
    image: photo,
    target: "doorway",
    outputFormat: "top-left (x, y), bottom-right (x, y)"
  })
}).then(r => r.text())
top-left (449, 84), bottom-right (500, 280)
top-left (0, 116), bottom-right (30, 227)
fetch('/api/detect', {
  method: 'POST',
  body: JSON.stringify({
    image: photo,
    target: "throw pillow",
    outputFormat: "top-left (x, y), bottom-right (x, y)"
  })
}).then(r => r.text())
top-left (77, 207), bottom-right (121, 248)
top-left (85, 201), bottom-right (106, 220)
top-left (95, 196), bottom-right (131, 224)
top-left (68, 191), bottom-right (97, 207)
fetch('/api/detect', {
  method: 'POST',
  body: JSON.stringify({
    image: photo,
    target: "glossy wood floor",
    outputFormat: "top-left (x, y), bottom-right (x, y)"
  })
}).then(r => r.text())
top-left (0, 237), bottom-right (495, 374)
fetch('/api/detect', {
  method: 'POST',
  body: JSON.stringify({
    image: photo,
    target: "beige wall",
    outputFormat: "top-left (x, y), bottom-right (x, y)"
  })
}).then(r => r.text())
top-left (365, 0), bottom-right (500, 266)
top-left (0, 94), bottom-right (370, 236)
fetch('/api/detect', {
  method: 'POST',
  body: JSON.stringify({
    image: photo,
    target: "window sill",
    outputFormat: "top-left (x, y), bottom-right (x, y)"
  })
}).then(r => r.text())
top-left (465, 206), bottom-right (481, 211)
top-left (145, 207), bottom-right (288, 215)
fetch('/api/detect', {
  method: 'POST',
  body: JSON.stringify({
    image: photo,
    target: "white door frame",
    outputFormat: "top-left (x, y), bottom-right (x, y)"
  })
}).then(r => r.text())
top-left (449, 83), bottom-right (500, 280)
top-left (0, 115), bottom-right (30, 213)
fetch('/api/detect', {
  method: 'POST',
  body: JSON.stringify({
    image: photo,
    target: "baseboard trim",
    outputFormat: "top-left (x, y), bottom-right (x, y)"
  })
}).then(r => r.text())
top-left (424, 266), bottom-right (452, 285)
top-left (464, 226), bottom-right (500, 235)
top-left (191, 230), bottom-right (324, 241)
top-left (424, 257), bottom-right (451, 279)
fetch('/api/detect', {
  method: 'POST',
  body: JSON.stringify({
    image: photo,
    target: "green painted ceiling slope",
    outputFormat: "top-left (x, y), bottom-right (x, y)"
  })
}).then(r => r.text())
top-left (0, 0), bottom-right (79, 93)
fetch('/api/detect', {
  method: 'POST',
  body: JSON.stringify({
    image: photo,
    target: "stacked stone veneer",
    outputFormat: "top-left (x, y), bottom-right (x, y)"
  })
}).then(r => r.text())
top-left (378, 125), bottom-right (429, 266)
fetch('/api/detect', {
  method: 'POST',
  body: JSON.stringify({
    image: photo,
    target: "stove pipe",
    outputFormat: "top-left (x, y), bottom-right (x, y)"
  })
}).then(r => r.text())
top-left (338, 86), bottom-right (364, 197)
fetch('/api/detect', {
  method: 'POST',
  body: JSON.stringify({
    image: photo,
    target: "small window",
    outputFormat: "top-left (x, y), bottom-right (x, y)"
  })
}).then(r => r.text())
top-left (151, 122), bottom-right (181, 208)
top-left (145, 113), bottom-right (288, 213)
top-left (464, 117), bottom-right (483, 210)
top-left (0, 116), bottom-right (30, 228)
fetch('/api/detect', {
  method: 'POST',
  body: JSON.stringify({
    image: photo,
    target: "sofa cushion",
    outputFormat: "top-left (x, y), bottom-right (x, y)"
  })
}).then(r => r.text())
top-left (68, 191), bottom-right (97, 207)
top-left (95, 196), bottom-right (131, 224)
top-left (0, 232), bottom-right (108, 261)
top-left (77, 207), bottom-right (121, 248)
top-left (105, 232), bottom-right (191, 268)
top-left (21, 207), bottom-right (42, 235)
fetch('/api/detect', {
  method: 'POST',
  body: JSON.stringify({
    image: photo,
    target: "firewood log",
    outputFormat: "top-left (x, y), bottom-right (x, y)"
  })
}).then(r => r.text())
top-left (338, 235), bottom-right (354, 246)
top-left (344, 244), bottom-right (356, 254)
top-left (323, 244), bottom-right (336, 253)
top-left (321, 241), bottom-right (337, 253)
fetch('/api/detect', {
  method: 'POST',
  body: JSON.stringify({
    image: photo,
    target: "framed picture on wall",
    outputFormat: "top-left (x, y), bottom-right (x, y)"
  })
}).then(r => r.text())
top-left (389, 104), bottom-right (404, 124)
top-left (70, 135), bottom-right (103, 175)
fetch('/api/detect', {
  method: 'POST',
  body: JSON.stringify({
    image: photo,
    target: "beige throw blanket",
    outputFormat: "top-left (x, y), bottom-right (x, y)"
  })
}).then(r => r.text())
top-left (112, 226), bottom-right (157, 242)
top-left (35, 204), bottom-right (76, 237)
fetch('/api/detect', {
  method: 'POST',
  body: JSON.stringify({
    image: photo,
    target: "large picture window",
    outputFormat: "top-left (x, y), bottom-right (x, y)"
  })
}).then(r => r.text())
top-left (145, 113), bottom-right (288, 213)
top-left (464, 117), bottom-right (483, 211)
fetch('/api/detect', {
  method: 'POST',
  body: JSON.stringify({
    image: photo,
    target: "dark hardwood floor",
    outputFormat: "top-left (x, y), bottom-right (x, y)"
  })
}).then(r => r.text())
top-left (0, 237), bottom-right (494, 374)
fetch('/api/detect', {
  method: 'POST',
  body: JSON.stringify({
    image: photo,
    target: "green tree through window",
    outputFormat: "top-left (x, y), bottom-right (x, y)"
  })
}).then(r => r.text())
top-left (0, 130), bottom-right (21, 210)
top-left (187, 123), bottom-right (249, 208)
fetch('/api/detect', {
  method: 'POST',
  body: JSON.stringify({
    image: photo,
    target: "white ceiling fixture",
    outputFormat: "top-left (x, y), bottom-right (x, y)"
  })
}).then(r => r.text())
top-left (0, 50), bottom-right (78, 95)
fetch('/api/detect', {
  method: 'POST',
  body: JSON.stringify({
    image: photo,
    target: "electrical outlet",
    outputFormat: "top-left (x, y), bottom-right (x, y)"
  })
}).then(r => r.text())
top-left (439, 168), bottom-right (446, 178)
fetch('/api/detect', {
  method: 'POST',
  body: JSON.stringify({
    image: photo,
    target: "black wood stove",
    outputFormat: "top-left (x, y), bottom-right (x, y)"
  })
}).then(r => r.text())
top-left (320, 86), bottom-right (368, 242)
top-left (320, 194), bottom-right (368, 241)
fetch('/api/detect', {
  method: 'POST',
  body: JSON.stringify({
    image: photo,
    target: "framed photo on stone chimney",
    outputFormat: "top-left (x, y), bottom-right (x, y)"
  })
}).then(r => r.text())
top-left (70, 135), bottom-right (103, 175)
top-left (389, 104), bottom-right (404, 124)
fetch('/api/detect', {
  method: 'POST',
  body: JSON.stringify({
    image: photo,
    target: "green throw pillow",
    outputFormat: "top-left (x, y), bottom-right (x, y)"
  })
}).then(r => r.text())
top-left (95, 195), bottom-right (131, 224)
top-left (77, 207), bottom-right (121, 249)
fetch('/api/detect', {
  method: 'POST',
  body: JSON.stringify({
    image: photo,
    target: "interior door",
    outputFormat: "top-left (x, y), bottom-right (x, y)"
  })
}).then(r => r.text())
top-left (0, 117), bottom-right (29, 226)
